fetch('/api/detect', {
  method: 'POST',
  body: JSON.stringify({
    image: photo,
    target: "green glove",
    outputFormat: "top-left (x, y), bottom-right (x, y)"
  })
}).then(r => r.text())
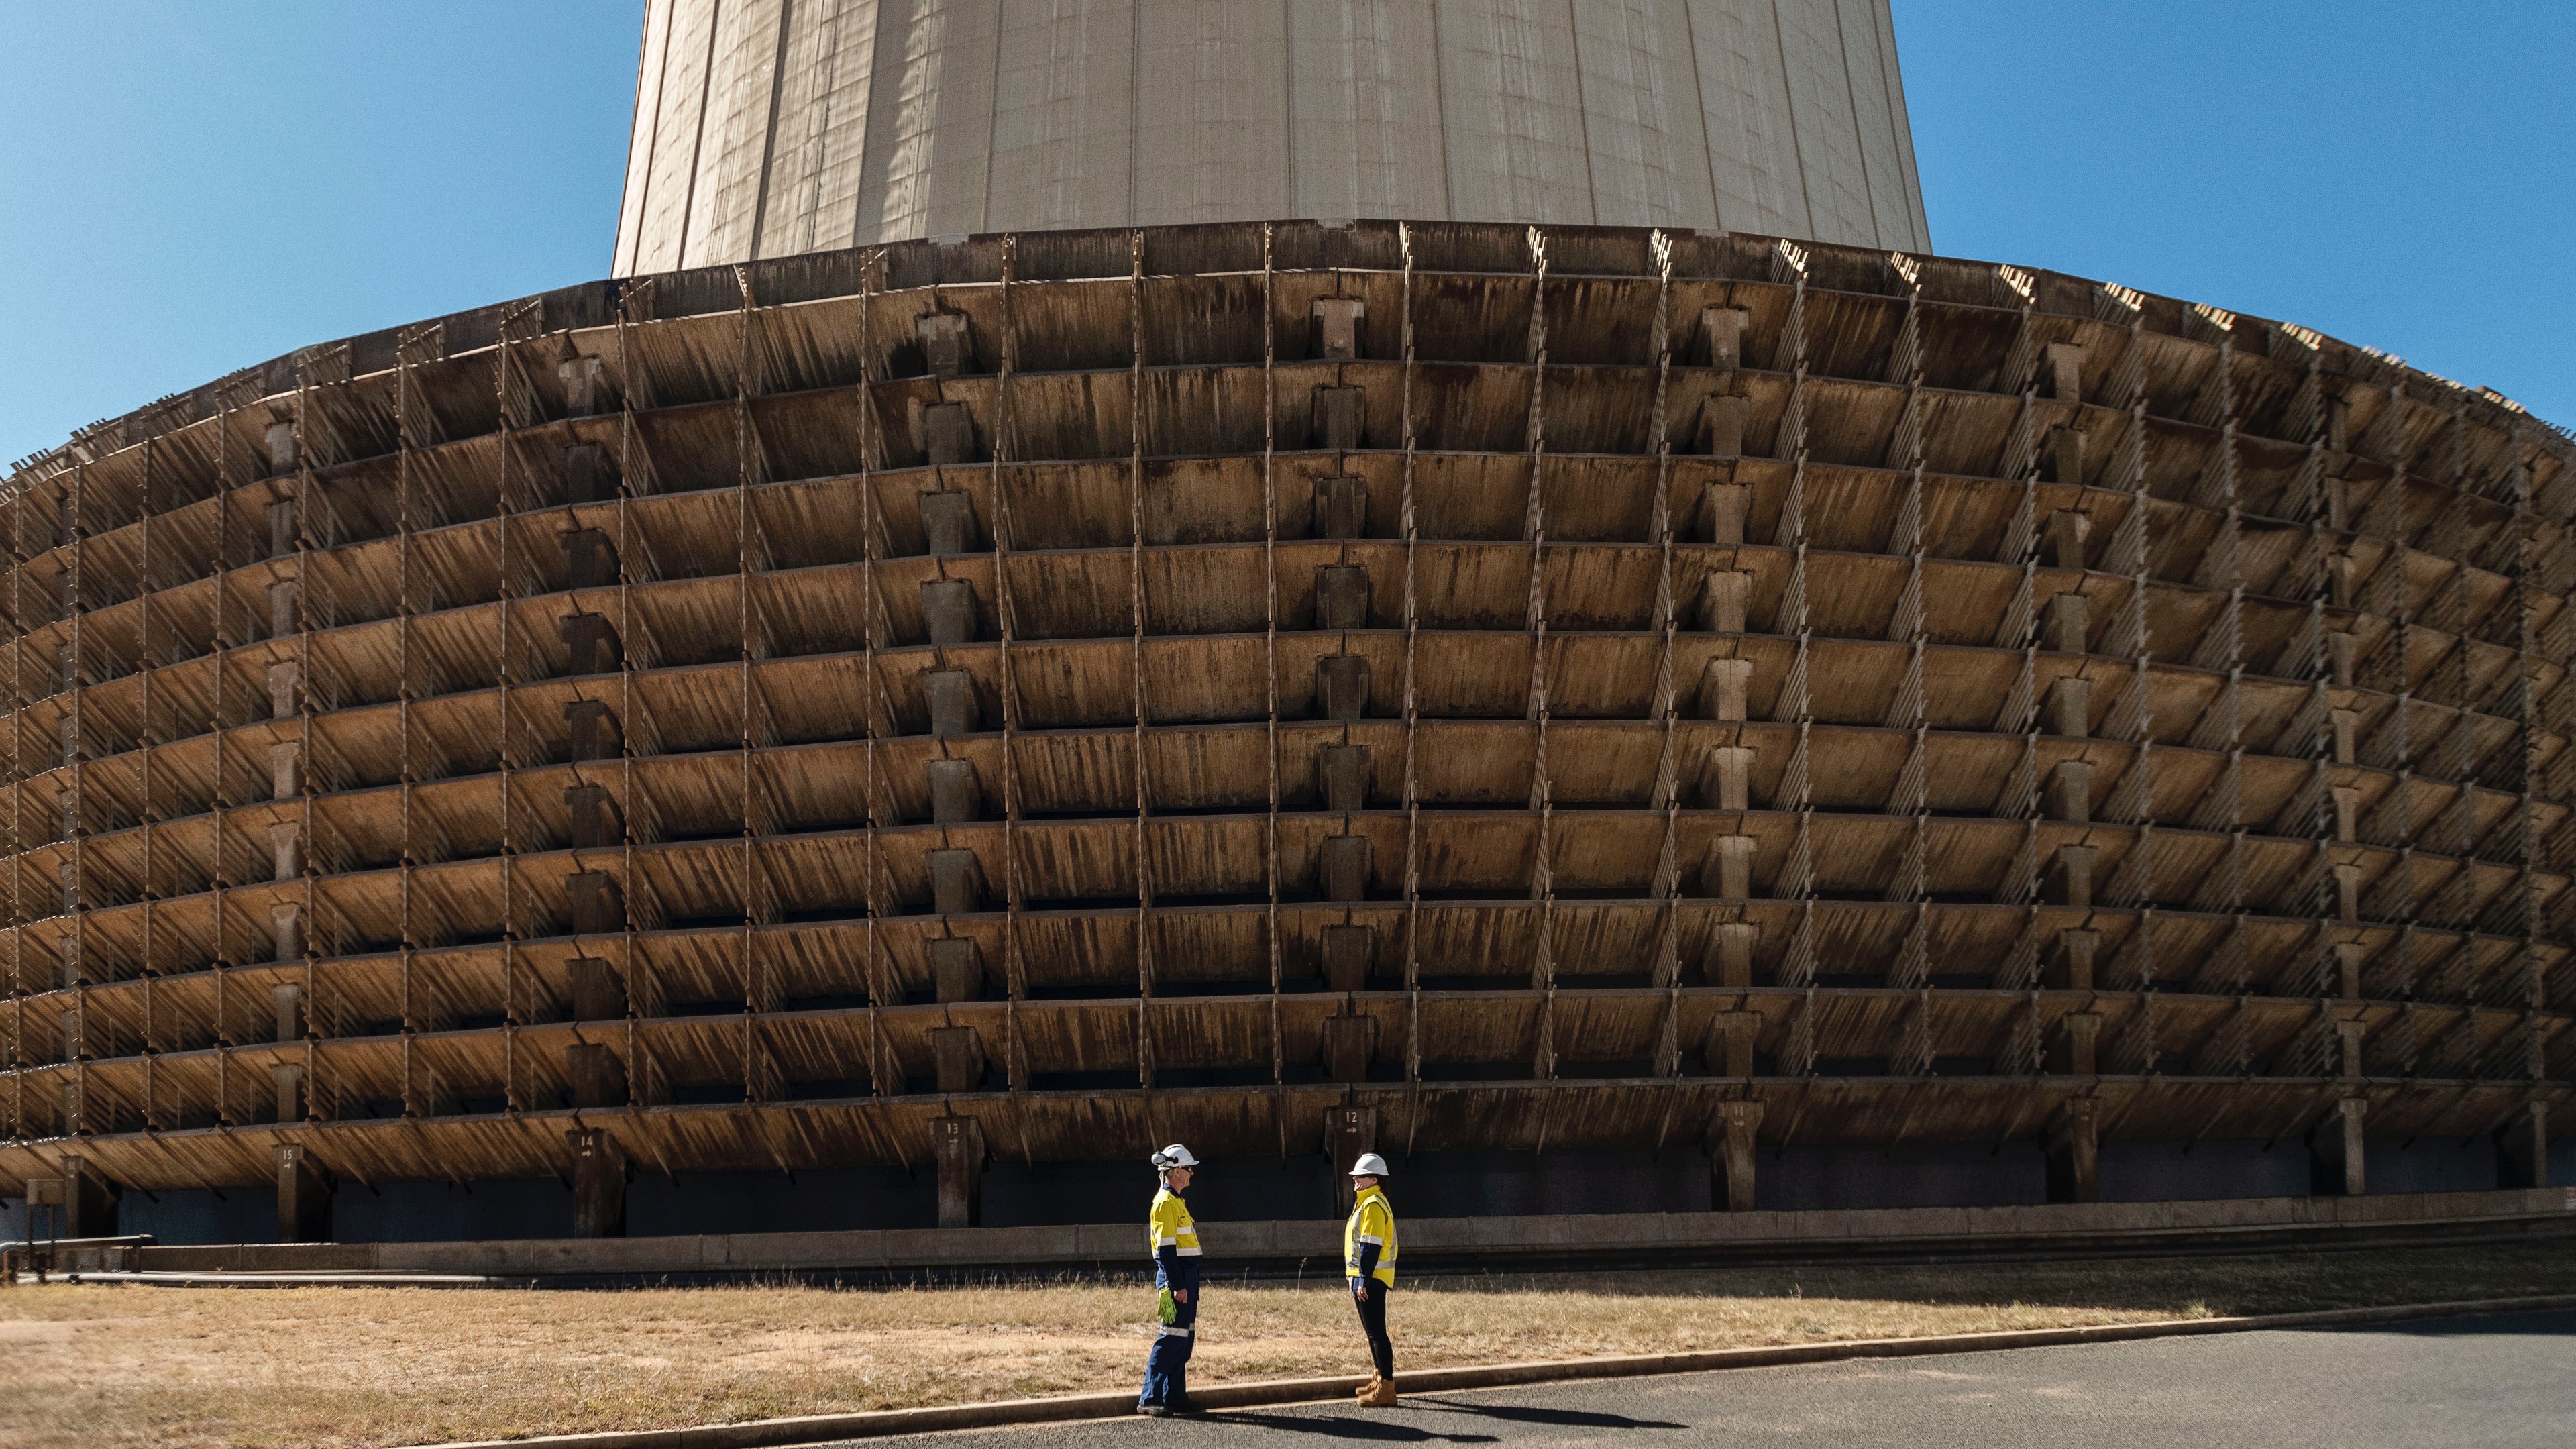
top-left (1158, 1287), bottom-right (1177, 1326)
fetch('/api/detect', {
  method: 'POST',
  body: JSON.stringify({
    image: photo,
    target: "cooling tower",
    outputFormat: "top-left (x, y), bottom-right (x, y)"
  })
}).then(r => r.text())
top-left (612, 0), bottom-right (1931, 273)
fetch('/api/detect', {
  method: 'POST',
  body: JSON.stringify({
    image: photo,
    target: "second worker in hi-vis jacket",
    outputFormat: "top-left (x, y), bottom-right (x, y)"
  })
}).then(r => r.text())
top-left (1138, 1144), bottom-right (1204, 1415)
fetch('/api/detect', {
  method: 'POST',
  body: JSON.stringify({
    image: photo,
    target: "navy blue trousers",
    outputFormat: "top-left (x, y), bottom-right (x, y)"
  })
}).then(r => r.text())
top-left (1140, 1287), bottom-right (1197, 1407)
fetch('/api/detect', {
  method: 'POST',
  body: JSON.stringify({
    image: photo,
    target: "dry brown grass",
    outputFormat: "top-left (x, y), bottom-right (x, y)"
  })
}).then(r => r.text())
top-left (4, 1240), bottom-right (2570, 1448)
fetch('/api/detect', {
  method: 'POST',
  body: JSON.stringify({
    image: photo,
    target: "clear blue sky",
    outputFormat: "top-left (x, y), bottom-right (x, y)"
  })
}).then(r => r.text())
top-left (3, 1), bottom-right (2569, 466)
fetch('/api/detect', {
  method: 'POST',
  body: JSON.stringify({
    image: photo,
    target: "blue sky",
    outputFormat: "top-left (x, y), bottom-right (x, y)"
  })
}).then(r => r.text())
top-left (2, 2), bottom-right (2569, 465)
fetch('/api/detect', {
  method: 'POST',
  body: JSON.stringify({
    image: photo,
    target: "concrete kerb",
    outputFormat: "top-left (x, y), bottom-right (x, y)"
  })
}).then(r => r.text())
top-left (418, 1293), bottom-right (2576, 1449)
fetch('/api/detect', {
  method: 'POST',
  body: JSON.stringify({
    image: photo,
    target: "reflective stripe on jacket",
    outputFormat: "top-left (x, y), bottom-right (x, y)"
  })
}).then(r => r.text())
top-left (1343, 1183), bottom-right (1396, 1286)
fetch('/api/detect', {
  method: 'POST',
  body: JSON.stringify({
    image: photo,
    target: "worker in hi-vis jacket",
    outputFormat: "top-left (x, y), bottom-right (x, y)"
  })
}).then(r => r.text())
top-left (1344, 1152), bottom-right (1400, 1406)
top-left (1138, 1143), bottom-right (1204, 1415)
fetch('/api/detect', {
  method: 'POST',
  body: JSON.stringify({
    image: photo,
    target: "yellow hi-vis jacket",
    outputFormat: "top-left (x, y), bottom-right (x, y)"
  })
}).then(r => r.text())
top-left (1343, 1183), bottom-right (1396, 1286)
top-left (1148, 1186), bottom-right (1201, 1288)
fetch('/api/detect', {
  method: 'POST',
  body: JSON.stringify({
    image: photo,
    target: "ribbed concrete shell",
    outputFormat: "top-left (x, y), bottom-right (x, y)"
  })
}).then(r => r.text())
top-left (612, 0), bottom-right (1931, 274)
top-left (4, 220), bottom-right (2569, 1230)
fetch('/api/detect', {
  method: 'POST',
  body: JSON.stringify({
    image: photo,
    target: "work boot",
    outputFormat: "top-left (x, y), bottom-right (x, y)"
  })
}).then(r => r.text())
top-left (1354, 1373), bottom-right (1381, 1399)
top-left (1357, 1377), bottom-right (1399, 1407)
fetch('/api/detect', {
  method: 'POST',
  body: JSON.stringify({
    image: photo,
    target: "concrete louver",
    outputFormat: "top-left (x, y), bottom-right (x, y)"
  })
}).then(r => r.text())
top-left (0, 217), bottom-right (2569, 1239)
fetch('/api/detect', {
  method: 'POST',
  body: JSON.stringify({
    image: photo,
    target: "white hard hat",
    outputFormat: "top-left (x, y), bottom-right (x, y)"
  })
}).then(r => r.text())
top-left (1150, 1143), bottom-right (1199, 1170)
top-left (1348, 1152), bottom-right (1390, 1178)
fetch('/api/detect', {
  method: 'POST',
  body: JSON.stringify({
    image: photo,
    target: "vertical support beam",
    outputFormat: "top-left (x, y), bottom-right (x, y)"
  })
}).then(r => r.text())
top-left (570, 1128), bottom-right (627, 1238)
top-left (934, 1114), bottom-right (983, 1228)
top-left (1327, 1104), bottom-right (1377, 1216)
top-left (2495, 1100), bottom-right (2548, 1189)
top-left (60, 1153), bottom-right (118, 1237)
top-left (1712, 1099), bottom-right (1762, 1211)
top-left (2043, 1099), bottom-right (2098, 1204)
top-left (274, 1142), bottom-right (331, 1243)
top-left (2310, 1097), bottom-right (2365, 1196)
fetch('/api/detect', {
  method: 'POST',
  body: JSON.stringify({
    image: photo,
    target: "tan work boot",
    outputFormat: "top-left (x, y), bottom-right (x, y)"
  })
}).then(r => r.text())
top-left (1353, 1374), bottom-right (1381, 1399)
top-left (1357, 1377), bottom-right (1399, 1407)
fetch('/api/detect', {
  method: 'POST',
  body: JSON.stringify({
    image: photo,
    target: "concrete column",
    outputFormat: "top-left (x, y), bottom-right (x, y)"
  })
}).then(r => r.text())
top-left (2044, 1099), bottom-right (2099, 1204)
top-left (930, 1026), bottom-right (986, 1093)
top-left (1700, 307), bottom-right (1750, 368)
top-left (570, 957), bottom-right (627, 1020)
top-left (1699, 396), bottom-right (1748, 457)
top-left (2338, 1020), bottom-right (2367, 1080)
top-left (2049, 427), bottom-right (2086, 484)
top-left (1701, 483), bottom-right (1751, 544)
top-left (1312, 386), bottom-right (1363, 449)
top-left (1320, 924), bottom-right (1375, 992)
top-left (1698, 657), bottom-right (1754, 722)
top-left (1705, 746), bottom-right (1754, 810)
top-left (1321, 1012), bottom-right (1378, 1083)
top-left (2331, 710), bottom-right (2359, 765)
top-left (2045, 342), bottom-right (2086, 403)
top-left (272, 1061), bottom-right (307, 1122)
top-left (920, 402), bottom-right (976, 464)
top-left (2045, 593), bottom-right (2089, 653)
top-left (1311, 298), bottom-right (1366, 360)
top-left (566, 784), bottom-right (619, 847)
top-left (61, 1155), bottom-right (119, 1238)
top-left (558, 355), bottom-right (606, 415)
top-left (2496, 1101), bottom-right (2549, 1189)
top-left (570, 1129), bottom-right (627, 1238)
top-left (2049, 930), bottom-right (2098, 991)
top-left (272, 983), bottom-right (305, 1043)
top-left (2336, 944), bottom-right (2367, 1000)
top-left (1316, 566), bottom-right (1371, 629)
top-left (1699, 572), bottom-right (1752, 633)
top-left (2331, 787), bottom-right (2361, 843)
top-left (564, 698), bottom-right (621, 759)
top-left (1316, 655), bottom-right (1370, 720)
top-left (561, 442), bottom-right (614, 502)
top-left (269, 741), bottom-right (302, 800)
top-left (2310, 1097), bottom-right (2366, 1196)
top-left (1317, 745), bottom-right (1371, 813)
top-left (1313, 474), bottom-right (1369, 538)
top-left (2047, 1014), bottom-right (2100, 1076)
top-left (560, 527), bottom-right (618, 587)
top-left (264, 421), bottom-right (299, 475)
top-left (914, 313), bottom-right (971, 378)
top-left (1708, 922), bottom-right (1759, 987)
top-left (2047, 846), bottom-right (2096, 910)
top-left (275, 1143), bottom-right (331, 1243)
top-left (2333, 864), bottom-right (2363, 922)
top-left (2329, 633), bottom-right (2357, 688)
top-left (930, 938), bottom-right (985, 1002)
top-left (566, 871), bottom-right (625, 934)
top-left (920, 490), bottom-right (978, 555)
top-left (2046, 678), bottom-right (2091, 737)
top-left (267, 494), bottom-right (298, 557)
top-left (920, 578), bottom-right (977, 645)
top-left (57, 932), bottom-right (80, 987)
top-left (558, 612), bottom-right (623, 674)
top-left (929, 850), bottom-right (983, 915)
top-left (2046, 761), bottom-right (2094, 823)
top-left (1318, 836), bottom-right (1372, 902)
top-left (268, 822), bottom-right (303, 881)
top-left (268, 576), bottom-right (299, 636)
top-left (922, 670), bottom-right (981, 737)
top-left (934, 1116), bottom-right (985, 1228)
top-left (1703, 835), bottom-right (1756, 900)
top-left (267, 661), bottom-right (301, 719)
top-left (1713, 1100), bottom-right (1762, 1211)
top-left (2047, 511), bottom-right (2091, 572)
top-left (925, 759), bottom-right (981, 824)
top-left (1327, 1106), bottom-right (1378, 1216)
top-left (1708, 1011), bottom-right (1759, 1077)
top-left (270, 902), bottom-right (303, 962)
top-left (568, 1042), bottom-right (628, 1108)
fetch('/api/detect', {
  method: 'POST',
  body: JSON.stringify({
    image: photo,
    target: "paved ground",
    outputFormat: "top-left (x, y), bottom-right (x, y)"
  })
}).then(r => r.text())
top-left (853, 1309), bottom-right (2574, 1448)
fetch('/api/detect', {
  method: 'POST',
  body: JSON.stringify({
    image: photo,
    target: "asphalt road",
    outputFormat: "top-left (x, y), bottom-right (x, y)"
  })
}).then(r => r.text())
top-left (852, 1309), bottom-right (2574, 1449)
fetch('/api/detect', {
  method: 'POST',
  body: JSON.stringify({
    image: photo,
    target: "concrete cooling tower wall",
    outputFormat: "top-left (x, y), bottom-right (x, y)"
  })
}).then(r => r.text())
top-left (612, 0), bottom-right (1931, 274)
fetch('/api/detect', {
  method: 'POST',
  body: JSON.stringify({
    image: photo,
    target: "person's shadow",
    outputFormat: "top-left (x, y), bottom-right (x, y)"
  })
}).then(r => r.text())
top-left (1412, 1397), bottom-right (1688, 1430)
top-left (1203, 1396), bottom-right (1686, 1439)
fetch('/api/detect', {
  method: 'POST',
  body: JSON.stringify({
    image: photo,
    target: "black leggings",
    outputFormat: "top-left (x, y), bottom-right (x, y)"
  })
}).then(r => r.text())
top-left (1351, 1279), bottom-right (1395, 1379)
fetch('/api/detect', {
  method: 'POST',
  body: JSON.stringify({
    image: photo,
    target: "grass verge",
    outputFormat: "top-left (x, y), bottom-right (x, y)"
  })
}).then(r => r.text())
top-left (4, 1239), bottom-right (2571, 1448)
